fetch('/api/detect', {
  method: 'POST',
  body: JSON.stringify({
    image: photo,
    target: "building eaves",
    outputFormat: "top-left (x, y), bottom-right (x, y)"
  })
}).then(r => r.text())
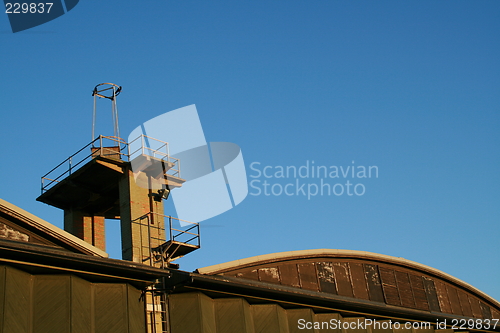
top-left (183, 272), bottom-right (500, 332)
top-left (0, 198), bottom-right (108, 257)
top-left (0, 237), bottom-right (189, 288)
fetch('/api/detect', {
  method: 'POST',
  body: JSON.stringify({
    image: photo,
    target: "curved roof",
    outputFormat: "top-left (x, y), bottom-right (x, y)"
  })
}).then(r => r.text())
top-left (198, 249), bottom-right (500, 318)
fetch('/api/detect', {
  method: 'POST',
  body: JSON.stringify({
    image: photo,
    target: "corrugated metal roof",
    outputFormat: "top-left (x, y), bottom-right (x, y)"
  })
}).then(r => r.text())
top-left (197, 249), bottom-right (500, 318)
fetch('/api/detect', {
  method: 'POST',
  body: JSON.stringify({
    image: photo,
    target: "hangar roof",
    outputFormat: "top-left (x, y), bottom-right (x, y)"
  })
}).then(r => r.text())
top-left (198, 249), bottom-right (500, 320)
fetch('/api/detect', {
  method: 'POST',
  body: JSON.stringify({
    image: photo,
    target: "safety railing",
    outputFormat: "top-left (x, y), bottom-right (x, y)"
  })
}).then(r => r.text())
top-left (128, 135), bottom-right (180, 178)
top-left (168, 215), bottom-right (200, 247)
top-left (40, 134), bottom-right (180, 193)
top-left (142, 212), bottom-right (200, 248)
top-left (132, 212), bottom-right (200, 267)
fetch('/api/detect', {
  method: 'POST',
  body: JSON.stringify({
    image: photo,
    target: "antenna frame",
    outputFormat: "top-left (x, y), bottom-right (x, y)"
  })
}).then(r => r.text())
top-left (92, 83), bottom-right (122, 141)
top-left (92, 82), bottom-right (122, 100)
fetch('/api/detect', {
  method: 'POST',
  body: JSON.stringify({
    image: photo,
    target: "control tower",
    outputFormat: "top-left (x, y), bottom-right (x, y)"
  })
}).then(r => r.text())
top-left (37, 83), bottom-right (200, 268)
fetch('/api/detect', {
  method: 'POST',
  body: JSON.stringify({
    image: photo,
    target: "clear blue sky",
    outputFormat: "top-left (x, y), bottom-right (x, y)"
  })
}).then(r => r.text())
top-left (1, 1), bottom-right (499, 301)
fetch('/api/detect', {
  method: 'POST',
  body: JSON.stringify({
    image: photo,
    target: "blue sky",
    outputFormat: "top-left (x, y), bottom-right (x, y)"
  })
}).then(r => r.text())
top-left (1, 1), bottom-right (499, 301)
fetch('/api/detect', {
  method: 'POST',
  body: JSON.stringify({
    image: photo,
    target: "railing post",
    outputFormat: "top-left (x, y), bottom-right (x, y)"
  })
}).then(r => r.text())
top-left (141, 135), bottom-right (145, 156)
top-left (169, 216), bottom-right (173, 242)
top-left (127, 139), bottom-right (130, 160)
top-left (147, 213), bottom-right (152, 266)
top-left (69, 157), bottom-right (72, 175)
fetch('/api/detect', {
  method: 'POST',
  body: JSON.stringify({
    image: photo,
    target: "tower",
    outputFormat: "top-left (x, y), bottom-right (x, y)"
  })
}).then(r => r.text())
top-left (37, 83), bottom-right (199, 268)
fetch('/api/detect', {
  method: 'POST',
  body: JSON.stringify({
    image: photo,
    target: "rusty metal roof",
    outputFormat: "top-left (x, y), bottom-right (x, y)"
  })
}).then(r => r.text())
top-left (197, 249), bottom-right (500, 321)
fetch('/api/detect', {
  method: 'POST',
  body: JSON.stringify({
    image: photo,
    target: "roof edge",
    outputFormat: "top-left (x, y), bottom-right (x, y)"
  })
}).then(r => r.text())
top-left (0, 198), bottom-right (108, 258)
top-left (197, 249), bottom-right (500, 309)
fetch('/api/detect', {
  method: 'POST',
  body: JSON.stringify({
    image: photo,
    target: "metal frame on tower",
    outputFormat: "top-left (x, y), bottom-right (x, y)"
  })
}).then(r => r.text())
top-left (92, 83), bottom-right (122, 140)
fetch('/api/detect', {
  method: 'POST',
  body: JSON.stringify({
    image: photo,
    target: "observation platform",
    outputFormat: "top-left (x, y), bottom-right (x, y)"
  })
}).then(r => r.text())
top-left (135, 212), bottom-right (200, 267)
top-left (37, 135), bottom-right (185, 218)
